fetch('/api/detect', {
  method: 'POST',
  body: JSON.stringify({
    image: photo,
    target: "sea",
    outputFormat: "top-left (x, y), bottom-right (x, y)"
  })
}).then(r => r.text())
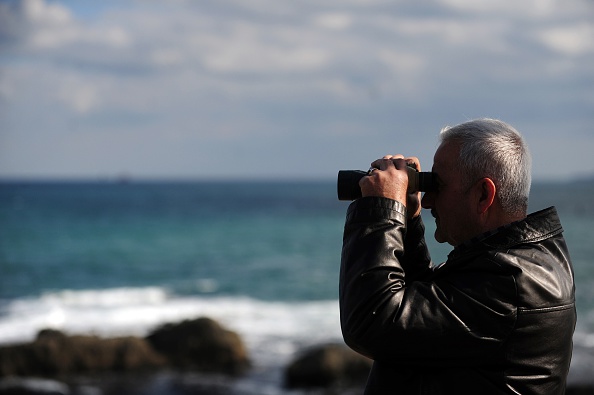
top-left (1, 179), bottom-right (593, 394)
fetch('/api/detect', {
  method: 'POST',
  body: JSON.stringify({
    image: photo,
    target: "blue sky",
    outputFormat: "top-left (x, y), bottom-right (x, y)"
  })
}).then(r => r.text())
top-left (1, 0), bottom-right (593, 181)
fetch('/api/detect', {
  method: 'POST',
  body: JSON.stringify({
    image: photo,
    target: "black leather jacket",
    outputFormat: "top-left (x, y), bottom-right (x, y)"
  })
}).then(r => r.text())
top-left (340, 198), bottom-right (576, 394)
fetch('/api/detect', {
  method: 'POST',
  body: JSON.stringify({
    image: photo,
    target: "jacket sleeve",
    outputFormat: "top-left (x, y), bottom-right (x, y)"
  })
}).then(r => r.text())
top-left (339, 197), bottom-right (517, 365)
top-left (400, 210), bottom-right (433, 281)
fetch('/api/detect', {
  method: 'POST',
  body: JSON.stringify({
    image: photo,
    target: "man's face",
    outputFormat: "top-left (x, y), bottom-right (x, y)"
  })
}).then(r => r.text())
top-left (421, 140), bottom-right (479, 246)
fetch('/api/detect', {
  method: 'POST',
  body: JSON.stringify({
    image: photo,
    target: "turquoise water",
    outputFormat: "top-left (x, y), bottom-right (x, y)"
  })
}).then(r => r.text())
top-left (0, 179), bottom-right (593, 391)
top-left (0, 181), bottom-right (344, 301)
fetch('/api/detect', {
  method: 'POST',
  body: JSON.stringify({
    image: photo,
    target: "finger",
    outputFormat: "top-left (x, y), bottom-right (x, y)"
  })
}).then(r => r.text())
top-left (370, 158), bottom-right (395, 171)
top-left (405, 156), bottom-right (421, 171)
top-left (383, 154), bottom-right (404, 159)
top-left (371, 155), bottom-right (404, 170)
top-left (391, 157), bottom-right (408, 170)
top-left (369, 158), bottom-right (382, 170)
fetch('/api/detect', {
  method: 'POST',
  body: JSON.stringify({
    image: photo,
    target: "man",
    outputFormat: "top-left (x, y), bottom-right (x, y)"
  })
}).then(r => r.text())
top-left (340, 118), bottom-right (576, 394)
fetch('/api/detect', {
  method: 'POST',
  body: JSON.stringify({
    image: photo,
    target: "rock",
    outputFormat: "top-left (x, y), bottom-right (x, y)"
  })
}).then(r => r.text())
top-left (0, 330), bottom-right (165, 377)
top-left (0, 317), bottom-right (251, 380)
top-left (284, 343), bottom-right (372, 389)
top-left (146, 317), bottom-right (250, 376)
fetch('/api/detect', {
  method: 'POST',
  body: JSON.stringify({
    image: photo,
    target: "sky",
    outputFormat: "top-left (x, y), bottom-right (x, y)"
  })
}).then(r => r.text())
top-left (0, 0), bottom-right (593, 181)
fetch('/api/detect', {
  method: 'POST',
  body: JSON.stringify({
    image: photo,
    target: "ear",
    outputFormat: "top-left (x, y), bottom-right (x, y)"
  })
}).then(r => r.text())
top-left (476, 178), bottom-right (496, 214)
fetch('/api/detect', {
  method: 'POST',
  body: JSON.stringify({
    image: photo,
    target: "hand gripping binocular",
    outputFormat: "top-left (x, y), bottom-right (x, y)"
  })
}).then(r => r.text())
top-left (337, 166), bottom-right (437, 201)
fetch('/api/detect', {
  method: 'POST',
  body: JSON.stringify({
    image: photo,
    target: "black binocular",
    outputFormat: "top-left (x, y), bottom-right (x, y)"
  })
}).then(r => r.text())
top-left (337, 166), bottom-right (437, 201)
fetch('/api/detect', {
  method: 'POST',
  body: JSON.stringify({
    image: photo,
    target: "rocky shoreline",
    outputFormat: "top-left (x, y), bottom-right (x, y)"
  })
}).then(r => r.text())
top-left (0, 316), bottom-right (592, 395)
top-left (0, 316), bottom-right (371, 394)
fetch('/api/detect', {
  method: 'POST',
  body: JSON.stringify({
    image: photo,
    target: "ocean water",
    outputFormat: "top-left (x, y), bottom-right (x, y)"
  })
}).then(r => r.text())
top-left (0, 179), bottom-right (593, 393)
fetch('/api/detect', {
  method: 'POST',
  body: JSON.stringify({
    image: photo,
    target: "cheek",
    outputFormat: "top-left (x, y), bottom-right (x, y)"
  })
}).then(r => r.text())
top-left (436, 195), bottom-right (463, 228)
top-left (436, 193), bottom-right (454, 213)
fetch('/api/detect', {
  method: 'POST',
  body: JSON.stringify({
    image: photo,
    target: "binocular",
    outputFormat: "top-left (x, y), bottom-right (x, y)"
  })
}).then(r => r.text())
top-left (337, 166), bottom-right (437, 201)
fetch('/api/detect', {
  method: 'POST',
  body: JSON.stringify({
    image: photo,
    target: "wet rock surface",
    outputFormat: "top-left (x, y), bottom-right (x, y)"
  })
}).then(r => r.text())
top-left (284, 343), bottom-right (372, 389)
top-left (146, 317), bottom-right (250, 375)
top-left (0, 317), bottom-right (248, 380)
top-left (1, 319), bottom-right (591, 395)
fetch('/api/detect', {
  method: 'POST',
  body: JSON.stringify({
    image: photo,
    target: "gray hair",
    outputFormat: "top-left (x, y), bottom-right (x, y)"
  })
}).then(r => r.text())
top-left (439, 118), bottom-right (532, 215)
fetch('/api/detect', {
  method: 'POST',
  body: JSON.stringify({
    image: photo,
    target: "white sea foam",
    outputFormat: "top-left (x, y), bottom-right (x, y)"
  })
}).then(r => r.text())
top-left (1, 285), bottom-right (592, 387)
top-left (0, 287), bottom-right (342, 367)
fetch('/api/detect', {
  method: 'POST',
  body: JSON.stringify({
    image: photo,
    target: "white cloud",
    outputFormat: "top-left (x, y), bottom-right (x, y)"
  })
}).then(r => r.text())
top-left (0, 0), bottom-right (592, 179)
top-left (150, 48), bottom-right (184, 67)
top-left (20, 0), bottom-right (70, 24)
top-left (57, 79), bottom-right (100, 114)
top-left (437, 0), bottom-right (567, 17)
top-left (313, 13), bottom-right (353, 30)
top-left (201, 30), bottom-right (331, 74)
top-left (1, 0), bottom-right (72, 48)
top-left (537, 23), bottom-right (594, 56)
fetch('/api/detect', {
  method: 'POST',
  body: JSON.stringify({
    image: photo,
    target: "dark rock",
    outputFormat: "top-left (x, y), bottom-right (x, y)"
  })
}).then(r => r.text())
top-left (146, 317), bottom-right (250, 376)
top-left (0, 330), bottom-right (165, 377)
top-left (284, 343), bottom-right (372, 389)
top-left (0, 317), bottom-right (251, 380)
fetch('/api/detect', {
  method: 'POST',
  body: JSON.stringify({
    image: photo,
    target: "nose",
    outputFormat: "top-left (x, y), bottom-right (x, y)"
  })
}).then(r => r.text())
top-left (421, 191), bottom-right (434, 209)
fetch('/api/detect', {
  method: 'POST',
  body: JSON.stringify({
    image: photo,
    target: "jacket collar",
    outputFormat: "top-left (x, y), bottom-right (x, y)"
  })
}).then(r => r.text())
top-left (448, 206), bottom-right (562, 259)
